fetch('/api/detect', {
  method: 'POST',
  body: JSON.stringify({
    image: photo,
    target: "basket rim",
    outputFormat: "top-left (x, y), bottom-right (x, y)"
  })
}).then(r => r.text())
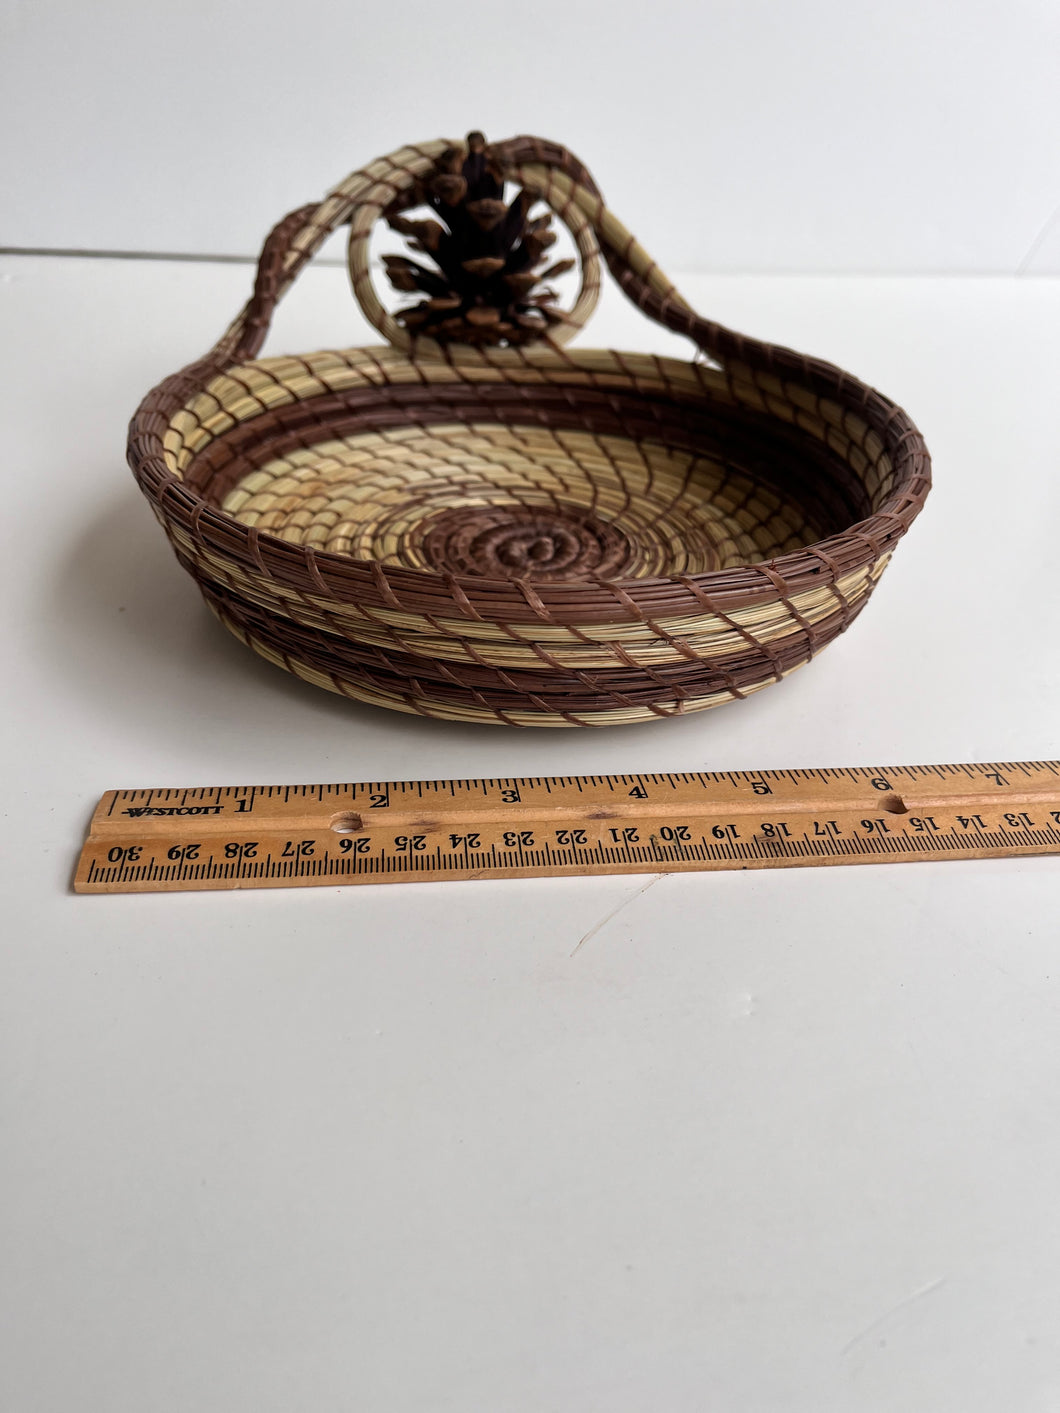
top-left (128, 341), bottom-right (931, 619)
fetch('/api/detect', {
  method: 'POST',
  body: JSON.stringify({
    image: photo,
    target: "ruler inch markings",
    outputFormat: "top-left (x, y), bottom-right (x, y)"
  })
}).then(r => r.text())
top-left (74, 761), bottom-right (1060, 894)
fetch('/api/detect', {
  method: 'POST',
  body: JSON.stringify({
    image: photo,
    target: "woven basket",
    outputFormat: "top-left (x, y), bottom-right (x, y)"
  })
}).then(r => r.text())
top-left (128, 134), bottom-right (930, 727)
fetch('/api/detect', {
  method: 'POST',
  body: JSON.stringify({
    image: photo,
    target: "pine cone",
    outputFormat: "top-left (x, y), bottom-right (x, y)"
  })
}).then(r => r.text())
top-left (382, 132), bottom-right (575, 347)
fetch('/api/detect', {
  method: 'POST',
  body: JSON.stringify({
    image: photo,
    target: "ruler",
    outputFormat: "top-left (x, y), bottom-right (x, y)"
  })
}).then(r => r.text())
top-left (74, 760), bottom-right (1060, 895)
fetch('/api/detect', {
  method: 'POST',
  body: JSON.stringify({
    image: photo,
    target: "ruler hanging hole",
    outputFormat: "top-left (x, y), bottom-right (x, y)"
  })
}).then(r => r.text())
top-left (879, 793), bottom-right (908, 814)
top-left (330, 811), bottom-right (364, 834)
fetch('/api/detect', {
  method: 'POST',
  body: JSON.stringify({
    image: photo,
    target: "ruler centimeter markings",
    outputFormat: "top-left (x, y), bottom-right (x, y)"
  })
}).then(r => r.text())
top-left (73, 761), bottom-right (1060, 895)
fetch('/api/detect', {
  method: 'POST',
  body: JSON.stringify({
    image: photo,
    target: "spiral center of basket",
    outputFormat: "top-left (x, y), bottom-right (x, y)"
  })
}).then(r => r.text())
top-left (419, 504), bottom-right (636, 582)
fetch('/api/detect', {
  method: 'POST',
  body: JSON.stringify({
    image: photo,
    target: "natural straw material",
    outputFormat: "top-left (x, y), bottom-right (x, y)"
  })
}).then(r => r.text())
top-left (127, 134), bottom-right (930, 726)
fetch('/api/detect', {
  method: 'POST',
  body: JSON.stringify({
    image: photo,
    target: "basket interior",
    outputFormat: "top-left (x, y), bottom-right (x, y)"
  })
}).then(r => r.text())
top-left (174, 346), bottom-right (897, 585)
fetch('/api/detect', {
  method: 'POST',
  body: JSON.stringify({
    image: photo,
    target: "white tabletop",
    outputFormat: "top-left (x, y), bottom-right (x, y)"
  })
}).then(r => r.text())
top-left (3, 254), bottom-right (1059, 1411)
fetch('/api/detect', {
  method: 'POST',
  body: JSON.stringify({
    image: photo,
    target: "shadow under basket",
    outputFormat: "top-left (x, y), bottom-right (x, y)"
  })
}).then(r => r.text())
top-left (128, 133), bottom-right (930, 726)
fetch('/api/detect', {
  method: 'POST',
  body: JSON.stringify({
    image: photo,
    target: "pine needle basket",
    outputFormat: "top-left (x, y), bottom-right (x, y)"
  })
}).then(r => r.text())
top-left (128, 133), bottom-right (931, 727)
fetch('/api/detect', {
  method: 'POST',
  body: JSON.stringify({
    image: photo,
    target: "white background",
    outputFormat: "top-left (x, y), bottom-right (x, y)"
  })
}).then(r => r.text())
top-left (3, 0), bottom-right (1060, 274)
top-left (3, 2), bottom-right (1060, 1410)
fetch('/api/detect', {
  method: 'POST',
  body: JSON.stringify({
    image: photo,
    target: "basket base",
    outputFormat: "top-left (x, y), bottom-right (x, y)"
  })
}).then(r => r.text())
top-left (220, 421), bottom-right (824, 581)
top-left (418, 502), bottom-right (637, 581)
top-left (206, 595), bottom-right (814, 727)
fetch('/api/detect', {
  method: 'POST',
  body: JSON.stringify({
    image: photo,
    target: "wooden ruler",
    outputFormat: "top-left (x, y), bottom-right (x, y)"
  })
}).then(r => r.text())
top-left (74, 760), bottom-right (1060, 895)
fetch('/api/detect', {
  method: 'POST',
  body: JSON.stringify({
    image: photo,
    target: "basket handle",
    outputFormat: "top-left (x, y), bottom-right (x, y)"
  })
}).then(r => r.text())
top-left (210, 140), bottom-right (457, 367)
top-left (203, 135), bottom-right (818, 382)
